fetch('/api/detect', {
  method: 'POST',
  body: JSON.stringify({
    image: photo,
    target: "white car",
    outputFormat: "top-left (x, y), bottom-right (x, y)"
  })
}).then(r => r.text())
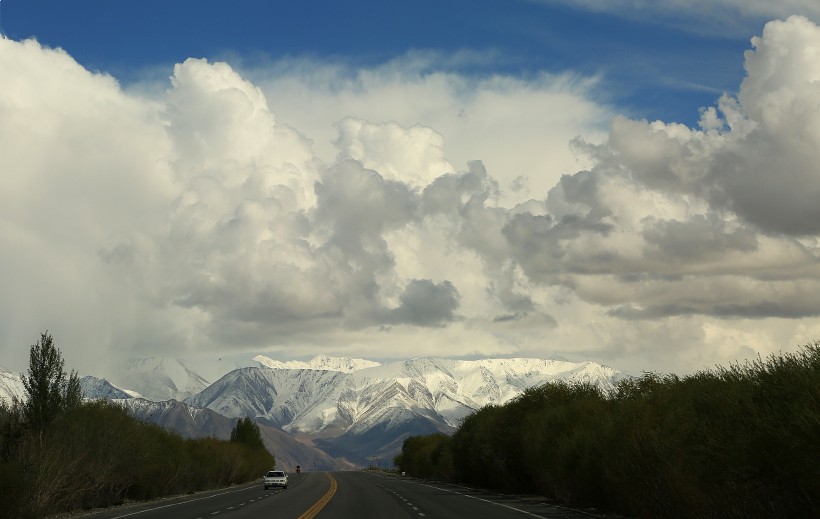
top-left (263, 470), bottom-right (288, 489)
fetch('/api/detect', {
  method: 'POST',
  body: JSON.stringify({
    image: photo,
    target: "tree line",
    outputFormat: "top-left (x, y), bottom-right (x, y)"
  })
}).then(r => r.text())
top-left (394, 342), bottom-right (819, 518)
top-left (0, 332), bottom-right (275, 517)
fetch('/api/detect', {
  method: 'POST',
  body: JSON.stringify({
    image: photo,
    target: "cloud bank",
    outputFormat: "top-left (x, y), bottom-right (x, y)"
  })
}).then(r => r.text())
top-left (2, 16), bottom-right (820, 375)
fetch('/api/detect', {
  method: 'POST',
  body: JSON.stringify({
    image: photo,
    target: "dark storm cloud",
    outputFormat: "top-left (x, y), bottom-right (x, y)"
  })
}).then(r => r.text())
top-left (383, 279), bottom-right (460, 327)
top-left (642, 215), bottom-right (758, 262)
top-left (610, 299), bottom-right (820, 320)
top-left (502, 212), bottom-right (613, 279)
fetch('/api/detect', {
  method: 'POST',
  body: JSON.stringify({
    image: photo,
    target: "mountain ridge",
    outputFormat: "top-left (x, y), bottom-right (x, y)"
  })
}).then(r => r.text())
top-left (183, 355), bottom-right (627, 464)
top-left (2, 354), bottom-right (628, 467)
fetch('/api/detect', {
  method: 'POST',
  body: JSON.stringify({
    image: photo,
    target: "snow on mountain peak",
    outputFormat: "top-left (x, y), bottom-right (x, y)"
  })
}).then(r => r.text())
top-left (114, 357), bottom-right (212, 402)
top-left (79, 376), bottom-right (131, 400)
top-left (254, 354), bottom-right (381, 372)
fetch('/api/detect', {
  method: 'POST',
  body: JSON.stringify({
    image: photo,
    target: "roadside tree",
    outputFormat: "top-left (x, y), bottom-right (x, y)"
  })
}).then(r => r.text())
top-left (21, 331), bottom-right (82, 431)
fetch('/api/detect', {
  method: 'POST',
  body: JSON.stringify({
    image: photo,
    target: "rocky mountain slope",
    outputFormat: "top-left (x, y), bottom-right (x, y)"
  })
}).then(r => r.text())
top-left (80, 376), bottom-right (132, 400)
top-left (117, 398), bottom-right (353, 471)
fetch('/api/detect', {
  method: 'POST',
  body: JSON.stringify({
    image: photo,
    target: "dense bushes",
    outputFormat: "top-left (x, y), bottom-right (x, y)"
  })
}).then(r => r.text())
top-left (393, 433), bottom-right (453, 480)
top-left (395, 342), bottom-right (820, 519)
top-left (0, 332), bottom-right (275, 517)
top-left (0, 400), bottom-right (275, 517)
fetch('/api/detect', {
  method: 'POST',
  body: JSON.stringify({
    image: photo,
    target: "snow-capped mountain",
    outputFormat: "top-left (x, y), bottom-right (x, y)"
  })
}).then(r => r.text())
top-left (186, 356), bottom-right (627, 463)
top-left (110, 356), bottom-right (260, 402)
top-left (0, 367), bottom-right (25, 405)
top-left (80, 376), bottom-right (133, 400)
top-left (353, 357), bottom-right (627, 426)
top-left (254, 354), bottom-right (381, 372)
top-left (191, 357), bottom-right (625, 431)
top-left (187, 367), bottom-right (351, 429)
top-left (113, 357), bottom-right (216, 401)
top-left (3, 371), bottom-right (137, 405)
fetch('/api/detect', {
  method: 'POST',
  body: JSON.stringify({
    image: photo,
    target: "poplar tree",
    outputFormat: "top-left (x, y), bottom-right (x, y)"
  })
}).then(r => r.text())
top-left (21, 331), bottom-right (82, 431)
top-left (230, 417), bottom-right (265, 451)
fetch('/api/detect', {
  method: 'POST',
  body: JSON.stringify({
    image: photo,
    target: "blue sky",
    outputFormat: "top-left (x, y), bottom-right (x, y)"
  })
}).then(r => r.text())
top-left (2, 1), bottom-right (820, 377)
top-left (3, 0), bottom-right (753, 126)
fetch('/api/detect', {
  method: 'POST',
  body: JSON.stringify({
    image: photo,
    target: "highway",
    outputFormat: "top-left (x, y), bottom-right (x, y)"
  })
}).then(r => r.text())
top-left (82, 471), bottom-right (615, 519)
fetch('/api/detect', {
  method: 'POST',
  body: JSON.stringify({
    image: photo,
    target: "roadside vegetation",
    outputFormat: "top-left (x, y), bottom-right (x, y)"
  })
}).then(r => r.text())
top-left (395, 342), bottom-right (819, 518)
top-left (0, 332), bottom-right (275, 518)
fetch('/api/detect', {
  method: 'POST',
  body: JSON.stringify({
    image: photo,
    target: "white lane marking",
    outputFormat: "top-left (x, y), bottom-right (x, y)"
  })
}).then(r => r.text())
top-left (108, 484), bottom-right (256, 518)
top-left (377, 481), bottom-right (426, 515)
top-left (421, 483), bottom-right (605, 518)
top-left (418, 483), bottom-right (545, 519)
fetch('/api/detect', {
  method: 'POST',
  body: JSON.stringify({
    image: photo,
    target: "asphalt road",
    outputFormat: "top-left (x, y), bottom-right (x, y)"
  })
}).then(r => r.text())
top-left (79, 471), bottom-right (618, 519)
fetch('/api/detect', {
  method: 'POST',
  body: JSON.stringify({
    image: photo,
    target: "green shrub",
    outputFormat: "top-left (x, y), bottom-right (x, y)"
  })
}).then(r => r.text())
top-left (398, 342), bottom-right (820, 518)
top-left (0, 400), bottom-right (278, 516)
top-left (0, 332), bottom-right (281, 516)
top-left (395, 433), bottom-right (452, 479)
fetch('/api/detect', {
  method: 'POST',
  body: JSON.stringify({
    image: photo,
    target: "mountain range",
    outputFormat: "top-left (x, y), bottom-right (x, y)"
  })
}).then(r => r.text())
top-left (1, 355), bottom-right (627, 468)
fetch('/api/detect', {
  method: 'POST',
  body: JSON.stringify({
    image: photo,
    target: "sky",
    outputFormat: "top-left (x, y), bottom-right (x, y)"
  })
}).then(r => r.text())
top-left (2, 1), bottom-right (820, 378)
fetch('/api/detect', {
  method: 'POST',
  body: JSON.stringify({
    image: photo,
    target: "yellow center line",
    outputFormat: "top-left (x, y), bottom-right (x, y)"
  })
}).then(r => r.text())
top-left (297, 473), bottom-right (337, 519)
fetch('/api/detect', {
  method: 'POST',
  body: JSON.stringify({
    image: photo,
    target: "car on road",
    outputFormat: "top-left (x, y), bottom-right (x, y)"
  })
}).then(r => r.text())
top-left (263, 470), bottom-right (288, 490)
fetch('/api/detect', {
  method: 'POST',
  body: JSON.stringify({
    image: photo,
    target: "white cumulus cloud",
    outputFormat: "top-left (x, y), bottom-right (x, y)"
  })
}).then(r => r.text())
top-left (2, 16), bottom-right (820, 376)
